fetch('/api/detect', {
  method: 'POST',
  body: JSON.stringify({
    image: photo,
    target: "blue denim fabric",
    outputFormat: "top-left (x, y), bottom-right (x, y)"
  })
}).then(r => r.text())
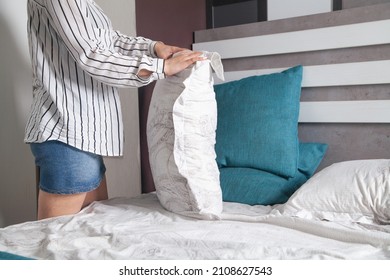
top-left (30, 141), bottom-right (106, 194)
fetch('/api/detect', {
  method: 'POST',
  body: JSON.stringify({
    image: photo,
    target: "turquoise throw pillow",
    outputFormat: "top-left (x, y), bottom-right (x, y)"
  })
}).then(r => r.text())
top-left (0, 251), bottom-right (34, 260)
top-left (215, 65), bottom-right (303, 178)
top-left (220, 143), bottom-right (328, 205)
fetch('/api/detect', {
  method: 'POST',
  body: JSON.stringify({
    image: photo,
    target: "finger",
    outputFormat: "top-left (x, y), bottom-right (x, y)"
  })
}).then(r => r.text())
top-left (185, 52), bottom-right (206, 62)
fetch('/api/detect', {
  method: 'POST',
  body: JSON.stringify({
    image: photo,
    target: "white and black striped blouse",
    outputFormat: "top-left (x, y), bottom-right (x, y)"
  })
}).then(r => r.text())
top-left (25, 0), bottom-right (165, 156)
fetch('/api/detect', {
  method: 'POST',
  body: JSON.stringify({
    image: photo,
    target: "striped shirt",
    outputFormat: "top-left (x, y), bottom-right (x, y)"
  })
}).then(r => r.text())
top-left (25, 0), bottom-right (165, 156)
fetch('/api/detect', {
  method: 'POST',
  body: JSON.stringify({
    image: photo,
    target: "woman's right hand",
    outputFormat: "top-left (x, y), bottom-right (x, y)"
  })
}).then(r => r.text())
top-left (163, 50), bottom-right (205, 76)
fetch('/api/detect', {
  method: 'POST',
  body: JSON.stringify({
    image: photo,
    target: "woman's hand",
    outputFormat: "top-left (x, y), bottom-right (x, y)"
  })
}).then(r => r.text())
top-left (138, 42), bottom-right (205, 78)
top-left (154, 41), bottom-right (185, 59)
top-left (164, 50), bottom-right (205, 76)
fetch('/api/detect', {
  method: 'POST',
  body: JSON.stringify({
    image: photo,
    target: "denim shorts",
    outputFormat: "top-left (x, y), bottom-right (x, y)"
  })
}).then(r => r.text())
top-left (30, 141), bottom-right (106, 194)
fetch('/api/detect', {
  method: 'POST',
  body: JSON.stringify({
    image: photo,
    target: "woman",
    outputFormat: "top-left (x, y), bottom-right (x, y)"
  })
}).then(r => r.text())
top-left (25, 0), bottom-right (204, 219)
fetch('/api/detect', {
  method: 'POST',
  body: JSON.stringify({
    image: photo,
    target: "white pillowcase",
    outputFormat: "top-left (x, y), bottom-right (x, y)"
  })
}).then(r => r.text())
top-left (147, 52), bottom-right (224, 219)
top-left (277, 160), bottom-right (390, 224)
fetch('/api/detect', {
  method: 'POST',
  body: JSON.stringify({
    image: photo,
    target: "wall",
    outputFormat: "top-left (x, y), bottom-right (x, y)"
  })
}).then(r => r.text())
top-left (136, 0), bottom-right (206, 50)
top-left (0, 0), bottom-right (36, 227)
top-left (0, 0), bottom-right (140, 227)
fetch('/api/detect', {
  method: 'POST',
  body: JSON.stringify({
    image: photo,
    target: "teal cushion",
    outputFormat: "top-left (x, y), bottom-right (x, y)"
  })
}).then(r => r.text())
top-left (220, 142), bottom-right (328, 205)
top-left (0, 251), bottom-right (34, 260)
top-left (215, 65), bottom-right (303, 178)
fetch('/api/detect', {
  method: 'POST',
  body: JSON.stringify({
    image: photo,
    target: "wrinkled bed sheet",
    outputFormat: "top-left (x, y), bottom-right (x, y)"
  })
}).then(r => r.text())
top-left (0, 193), bottom-right (389, 260)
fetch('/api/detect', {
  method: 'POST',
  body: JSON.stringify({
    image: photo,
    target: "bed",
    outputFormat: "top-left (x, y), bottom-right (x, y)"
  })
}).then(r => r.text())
top-left (1, 3), bottom-right (390, 260)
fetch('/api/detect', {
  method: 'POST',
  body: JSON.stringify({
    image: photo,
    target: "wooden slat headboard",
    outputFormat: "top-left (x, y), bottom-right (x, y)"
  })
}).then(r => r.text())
top-left (192, 3), bottom-right (390, 169)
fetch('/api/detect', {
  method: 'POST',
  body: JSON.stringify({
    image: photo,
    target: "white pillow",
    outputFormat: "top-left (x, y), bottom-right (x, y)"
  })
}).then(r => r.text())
top-left (147, 52), bottom-right (224, 219)
top-left (277, 160), bottom-right (390, 224)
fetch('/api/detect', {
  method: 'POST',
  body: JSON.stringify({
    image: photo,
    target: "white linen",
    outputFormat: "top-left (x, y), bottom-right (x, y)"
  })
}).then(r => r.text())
top-left (147, 52), bottom-right (224, 219)
top-left (1, 193), bottom-right (389, 260)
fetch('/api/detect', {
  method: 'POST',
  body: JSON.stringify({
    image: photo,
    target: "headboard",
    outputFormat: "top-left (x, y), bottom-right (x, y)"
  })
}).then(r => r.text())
top-left (140, 3), bottom-right (390, 193)
top-left (193, 3), bottom-right (390, 170)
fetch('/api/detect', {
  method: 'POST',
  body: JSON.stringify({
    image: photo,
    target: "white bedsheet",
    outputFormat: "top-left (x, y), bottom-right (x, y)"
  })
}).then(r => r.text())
top-left (0, 193), bottom-right (389, 260)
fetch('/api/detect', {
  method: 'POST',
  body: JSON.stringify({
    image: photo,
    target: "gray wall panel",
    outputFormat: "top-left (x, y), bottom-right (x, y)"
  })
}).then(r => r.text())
top-left (342, 0), bottom-right (390, 9)
top-left (301, 85), bottom-right (390, 102)
top-left (299, 124), bottom-right (390, 170)
top-left (222, 45), bottom-right (390, 72)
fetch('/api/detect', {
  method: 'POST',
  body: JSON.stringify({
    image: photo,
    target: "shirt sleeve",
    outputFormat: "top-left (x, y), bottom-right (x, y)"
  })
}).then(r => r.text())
top-left (113, 32), bottom-right (159, 58)
top-left (45, 0), bottom-right (165, 88)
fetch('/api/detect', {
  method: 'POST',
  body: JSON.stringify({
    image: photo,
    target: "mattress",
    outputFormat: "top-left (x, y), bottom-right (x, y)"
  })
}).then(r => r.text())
top-left (0, 192), bottom-right (389, 260)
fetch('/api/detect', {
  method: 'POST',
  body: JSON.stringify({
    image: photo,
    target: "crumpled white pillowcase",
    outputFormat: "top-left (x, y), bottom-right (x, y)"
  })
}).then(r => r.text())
top-left (277, 159), bottom-right (390, 224)
top-left (147, 52), bottom-right (225, 219)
